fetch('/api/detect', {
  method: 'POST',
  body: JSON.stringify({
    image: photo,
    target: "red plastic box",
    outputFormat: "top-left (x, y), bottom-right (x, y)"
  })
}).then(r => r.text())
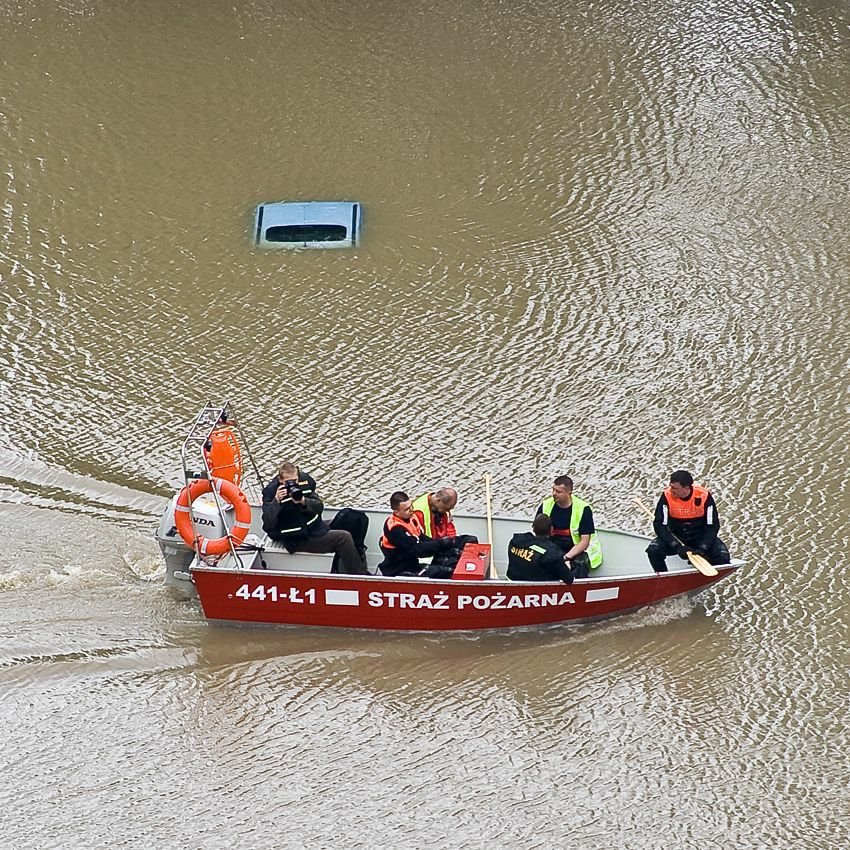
top-left (451, 543), bottom-right (492, 580)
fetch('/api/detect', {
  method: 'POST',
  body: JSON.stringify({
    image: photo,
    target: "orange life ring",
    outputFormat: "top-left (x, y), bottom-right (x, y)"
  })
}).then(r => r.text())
top-left (202, 427), bottom-right (243, 486)
top-left (174, 477), bottom-right (252, 556)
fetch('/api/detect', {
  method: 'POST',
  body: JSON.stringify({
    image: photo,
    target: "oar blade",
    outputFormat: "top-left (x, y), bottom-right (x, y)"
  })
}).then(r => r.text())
top-left (687, 552), bottom-right (718, 577)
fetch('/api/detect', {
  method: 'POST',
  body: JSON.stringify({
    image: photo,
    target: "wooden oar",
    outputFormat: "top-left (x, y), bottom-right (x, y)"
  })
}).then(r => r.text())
top-left (633, 497), bottom-right (718, 577)
top-left (484, 472), bottom-right (498, 579)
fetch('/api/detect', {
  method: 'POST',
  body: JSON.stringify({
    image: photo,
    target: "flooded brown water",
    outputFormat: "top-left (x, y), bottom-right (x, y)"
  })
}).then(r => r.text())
top-left (1, 1), bottom-right (848, 847)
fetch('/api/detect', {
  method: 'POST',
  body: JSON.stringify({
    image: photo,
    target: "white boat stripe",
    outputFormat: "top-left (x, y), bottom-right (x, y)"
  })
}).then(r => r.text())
top-left (586, 586), bottom-right (619, 603)
top-left (325, 589), bottom-right (360, 606)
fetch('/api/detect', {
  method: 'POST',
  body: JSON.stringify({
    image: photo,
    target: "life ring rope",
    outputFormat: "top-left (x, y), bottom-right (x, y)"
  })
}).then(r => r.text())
top-left (175, 476), bottom-right (252, 556)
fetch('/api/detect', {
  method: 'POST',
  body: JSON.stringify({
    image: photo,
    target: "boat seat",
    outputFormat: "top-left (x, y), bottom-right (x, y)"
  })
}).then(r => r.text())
top-left (260, 535), bottom-right (334, 558)
top-left (257, 534), bottom-right (377, 575)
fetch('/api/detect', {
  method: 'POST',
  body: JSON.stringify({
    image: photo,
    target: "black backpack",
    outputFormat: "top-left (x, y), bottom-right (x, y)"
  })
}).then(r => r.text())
top-left (328, 508), bottom-right (369, 573)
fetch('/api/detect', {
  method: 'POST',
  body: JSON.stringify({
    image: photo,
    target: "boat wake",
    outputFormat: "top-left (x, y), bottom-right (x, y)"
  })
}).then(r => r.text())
top-left (0, 448), bottom-right (167, 531)
top-left (592, 594), bottom-right (699, 633)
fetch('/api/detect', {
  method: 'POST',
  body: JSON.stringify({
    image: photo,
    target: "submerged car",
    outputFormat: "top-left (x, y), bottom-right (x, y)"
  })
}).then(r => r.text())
top-left (254, 201), bottom-right (362, 248)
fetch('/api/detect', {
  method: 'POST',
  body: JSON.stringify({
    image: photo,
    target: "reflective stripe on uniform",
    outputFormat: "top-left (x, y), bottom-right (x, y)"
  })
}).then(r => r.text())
top-left (540, 494), bottom-right (603, 569)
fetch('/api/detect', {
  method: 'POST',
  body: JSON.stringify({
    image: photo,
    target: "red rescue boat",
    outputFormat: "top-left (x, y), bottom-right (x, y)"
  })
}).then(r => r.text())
top-left (155, 403), bottom-right (744, 631)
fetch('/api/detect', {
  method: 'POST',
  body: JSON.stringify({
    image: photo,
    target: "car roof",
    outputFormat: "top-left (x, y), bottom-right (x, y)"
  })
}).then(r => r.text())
top-left (258, 201), bottom-right (357, 227)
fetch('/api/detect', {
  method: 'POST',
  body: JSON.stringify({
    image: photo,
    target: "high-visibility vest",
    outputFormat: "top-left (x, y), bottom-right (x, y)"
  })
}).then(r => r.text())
top-left (380, 514), bottom-right (424, 549)
top-left (664, 485), bottom-right (711, 520)
top-left (540, 494), bottom-right (603, 569)
top-left (411, 493), bottom-right (435, 537)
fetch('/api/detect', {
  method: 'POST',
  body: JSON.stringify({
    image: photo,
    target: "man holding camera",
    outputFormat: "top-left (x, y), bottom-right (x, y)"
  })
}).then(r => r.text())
top-left (261, 462), bottom-right (318, 505)
top-left (261, 461), bottom-right (367, 574)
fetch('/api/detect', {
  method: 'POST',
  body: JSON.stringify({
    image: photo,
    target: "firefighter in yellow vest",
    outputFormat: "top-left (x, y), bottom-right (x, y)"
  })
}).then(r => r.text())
top-left (536, 474), bottom-right (603, 579)
top-left (411, 488), bottom-right (479, 553)
top-left (411, 489), bottom-right (457, 539)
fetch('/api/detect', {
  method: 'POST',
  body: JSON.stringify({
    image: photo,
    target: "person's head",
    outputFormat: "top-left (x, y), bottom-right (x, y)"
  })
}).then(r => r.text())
top-left (390, 490), bottom-right (413, 519)
top-left (434, 487), bottom-right (458, 513)
top-left (669, 469), bottom-right (694, 499)
top-left (277, 461), bottom-right (298, 482)
top-left (552, 474), bottom-right (573, 505)
top-left (532, 514), bottom-right (552, 537)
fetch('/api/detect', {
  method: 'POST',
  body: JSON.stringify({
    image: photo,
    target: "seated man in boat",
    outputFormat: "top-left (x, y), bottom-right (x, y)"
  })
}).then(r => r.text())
top-left (262, 462), bottom-right (318, 505)
top-left (535, 475), bottom-right (603, 578)
top-left (261, 462), bottom-right (367, 575)
top-left (378, 491), bottom-right (458, 578)
top-left (506, 515), bottom-right (574, 584)
top-left (646, 470), bottom-right (730, 572)
top-left (412, 487), bottom-right (478, 548)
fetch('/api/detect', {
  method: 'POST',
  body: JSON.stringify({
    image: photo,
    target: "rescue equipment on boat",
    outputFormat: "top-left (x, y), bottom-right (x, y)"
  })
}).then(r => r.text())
top-left (175, 476), bottom-right (252, 555)
top-left (202, 426), bottom-right (243, 485)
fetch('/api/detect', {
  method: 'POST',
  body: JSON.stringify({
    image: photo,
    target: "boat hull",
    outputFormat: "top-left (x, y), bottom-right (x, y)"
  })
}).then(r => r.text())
top-left (190, 565), bottom-right (739, 631)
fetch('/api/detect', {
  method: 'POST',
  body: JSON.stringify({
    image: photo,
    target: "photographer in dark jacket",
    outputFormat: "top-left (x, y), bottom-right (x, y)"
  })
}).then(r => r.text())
top-left (506, 515), bottom-right (574, 584)
top-left (261, 461), bottom-right (367, 575)
top-left (262, 463), bottom-right (318, 505)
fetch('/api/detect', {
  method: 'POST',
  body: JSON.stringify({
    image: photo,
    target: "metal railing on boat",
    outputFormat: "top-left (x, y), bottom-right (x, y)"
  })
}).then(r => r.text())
top-left (179, 400), bottom-right (265, 571)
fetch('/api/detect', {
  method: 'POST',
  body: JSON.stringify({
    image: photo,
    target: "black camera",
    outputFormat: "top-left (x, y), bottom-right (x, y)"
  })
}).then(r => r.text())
top-left (284, 479), bottom-right (304, 500)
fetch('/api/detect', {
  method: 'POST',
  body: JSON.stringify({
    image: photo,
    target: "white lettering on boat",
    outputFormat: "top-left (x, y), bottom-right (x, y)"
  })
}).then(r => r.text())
top-left (367, 591), bottom-right (575, 609)
top-left (231, 585), bottom-right (576, 610)
top-left (232, 584), bottom-right (316, 604)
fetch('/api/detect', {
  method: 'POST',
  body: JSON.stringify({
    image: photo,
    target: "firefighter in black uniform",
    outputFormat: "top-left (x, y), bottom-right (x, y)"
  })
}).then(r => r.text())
top-left (378, 491), bottom-right (455, 577)
top-left (646, 469), bottom-right (730, 572)
top-left (506, 515), bottom-right (575, 584)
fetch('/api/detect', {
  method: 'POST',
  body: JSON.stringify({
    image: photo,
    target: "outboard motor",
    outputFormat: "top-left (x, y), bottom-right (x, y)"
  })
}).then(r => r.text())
top-left (155, 492), bottom-right (232, 588)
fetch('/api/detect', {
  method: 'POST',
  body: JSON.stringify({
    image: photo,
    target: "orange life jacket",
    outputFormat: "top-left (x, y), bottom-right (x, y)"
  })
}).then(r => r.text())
top-left (203, 427), bottom-right (243, 486)
top-left (380, 514), bottom-right (424, 549)
top-left (664, 485), bottom-right (711, 520)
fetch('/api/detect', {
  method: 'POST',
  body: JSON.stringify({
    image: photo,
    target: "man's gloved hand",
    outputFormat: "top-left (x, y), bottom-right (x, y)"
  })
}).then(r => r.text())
top-left (677, 545), bottom-right (689, 559)
top-left (438, 537), bottom-right (455, 552)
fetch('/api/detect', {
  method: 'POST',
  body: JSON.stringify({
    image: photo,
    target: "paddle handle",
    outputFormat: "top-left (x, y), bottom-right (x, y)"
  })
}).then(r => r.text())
top-left (484, 472), bottom-right (497, 579)
top-left (633, 497), bottom-right (657, 524)
top-left (632, 497), bottom-right (716, 577)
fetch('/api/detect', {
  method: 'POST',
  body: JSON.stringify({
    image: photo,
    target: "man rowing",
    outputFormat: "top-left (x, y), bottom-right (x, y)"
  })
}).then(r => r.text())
top-left (646, 470), bottom-right (730, 572)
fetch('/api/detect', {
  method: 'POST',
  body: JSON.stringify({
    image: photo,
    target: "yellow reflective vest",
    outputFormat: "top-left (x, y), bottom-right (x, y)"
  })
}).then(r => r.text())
top-left (411, 493), bottom-right (434, 538)
top-left (540, 494), bottom-right (603, 569)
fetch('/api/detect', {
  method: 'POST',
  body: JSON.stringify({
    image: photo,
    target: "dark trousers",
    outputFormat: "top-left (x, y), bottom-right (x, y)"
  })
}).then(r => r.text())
top-left (293, 530), bottom-right (368, 575)
top-left (569, 552), bottom-right (592, 579)
top-left (646, 537), bottom-right (730, 572)
top-left (551, 536), bottom-right (592, 578)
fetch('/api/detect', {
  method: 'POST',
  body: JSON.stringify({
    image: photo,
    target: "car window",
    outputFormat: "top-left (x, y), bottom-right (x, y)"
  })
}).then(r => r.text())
top-left (265, 224), bottom-right (348, 242)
